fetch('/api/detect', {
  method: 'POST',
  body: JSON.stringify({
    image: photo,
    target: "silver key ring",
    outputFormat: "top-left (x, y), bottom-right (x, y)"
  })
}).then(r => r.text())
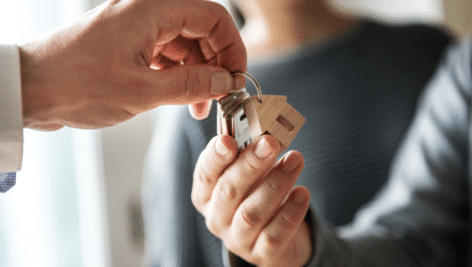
top-left (232, 72), bottom-right (263, 103)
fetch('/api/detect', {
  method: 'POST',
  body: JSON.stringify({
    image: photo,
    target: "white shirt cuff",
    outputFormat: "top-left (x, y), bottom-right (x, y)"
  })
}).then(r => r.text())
top-left (0, 44), bottom-right (23, 172)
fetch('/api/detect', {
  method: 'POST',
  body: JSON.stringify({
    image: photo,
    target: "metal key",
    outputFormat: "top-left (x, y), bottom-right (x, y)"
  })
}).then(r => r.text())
top-left (217, 88), bottom-right (252, 150)
top-left (217, 72), bottom-right (305, 153)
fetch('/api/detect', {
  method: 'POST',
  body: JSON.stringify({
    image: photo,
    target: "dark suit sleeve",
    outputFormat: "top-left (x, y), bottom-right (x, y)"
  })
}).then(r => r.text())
top-left (305, 38), bottom-right (472, 266)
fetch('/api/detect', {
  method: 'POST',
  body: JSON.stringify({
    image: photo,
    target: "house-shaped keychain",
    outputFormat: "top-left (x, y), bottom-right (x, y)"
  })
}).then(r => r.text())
top-left (244, 94), bottom-right (305, 152)
top-left (217, 72), bottom-right (306, 152)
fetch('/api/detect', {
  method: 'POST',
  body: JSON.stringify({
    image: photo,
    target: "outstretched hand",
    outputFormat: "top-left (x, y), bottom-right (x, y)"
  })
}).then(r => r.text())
top-left (19, 0), bottom-right (246, 131)
top-left (192, 135), bottom-right (312, 266)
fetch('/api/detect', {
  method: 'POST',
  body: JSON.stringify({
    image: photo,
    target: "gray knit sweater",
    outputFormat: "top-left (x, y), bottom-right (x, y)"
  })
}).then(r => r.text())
top-left (141, 21), bottom-right (451, 267)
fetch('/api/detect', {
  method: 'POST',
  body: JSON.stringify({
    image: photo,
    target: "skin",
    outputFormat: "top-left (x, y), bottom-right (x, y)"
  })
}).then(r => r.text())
top-left (19, 0), bottom-right (247, 131)
top-left (233, 0), bottom-right (359, 60)
top-left (192, 135), bottom-right (311, 266)
top-left (192, 0), bottom-right (359, 265)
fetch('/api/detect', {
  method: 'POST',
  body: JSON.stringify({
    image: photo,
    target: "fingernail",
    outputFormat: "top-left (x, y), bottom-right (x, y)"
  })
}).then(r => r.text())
top-left (282, 152), bottom-right (301, 173)
top-left (254, 138), bottom-right (273, 159)
top-left (215, 137), bottom-right (230, 157)
top-left (211, 71), bottom-right (233, 95)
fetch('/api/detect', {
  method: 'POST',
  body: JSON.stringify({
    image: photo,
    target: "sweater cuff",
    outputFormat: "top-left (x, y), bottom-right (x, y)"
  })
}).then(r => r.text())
top-left (0, 44), bottom-right (23, 172)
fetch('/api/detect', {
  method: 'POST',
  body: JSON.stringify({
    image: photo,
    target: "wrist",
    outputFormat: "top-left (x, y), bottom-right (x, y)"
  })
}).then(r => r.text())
top-left (19, 43), bottom-right (37, 127)
top-left (19, 43), bottom-right (61, 130)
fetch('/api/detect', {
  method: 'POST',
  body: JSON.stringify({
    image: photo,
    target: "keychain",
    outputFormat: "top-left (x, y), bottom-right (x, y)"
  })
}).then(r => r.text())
top-left (217, 72), bottom-right (306, 151)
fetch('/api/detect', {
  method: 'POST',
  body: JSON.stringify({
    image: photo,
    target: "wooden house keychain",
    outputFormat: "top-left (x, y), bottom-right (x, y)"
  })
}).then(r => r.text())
top-left (217, 72), bottom-right (306, 151)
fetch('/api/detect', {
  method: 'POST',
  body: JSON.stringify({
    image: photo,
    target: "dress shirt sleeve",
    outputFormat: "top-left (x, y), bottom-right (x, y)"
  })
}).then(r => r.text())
top-left (0, 44), bottom-right (23, 173)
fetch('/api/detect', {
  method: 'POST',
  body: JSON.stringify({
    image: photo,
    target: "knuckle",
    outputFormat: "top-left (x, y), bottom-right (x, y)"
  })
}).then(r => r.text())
top-left (249, 256), bottom-right (263, 267)
top-left (265, 179), bottom-right (284, 195)
top-left (211, 1), bottom-right (226, 12)
top-left (190, 189), bottom-right (198, 206)
top-left (223, 239), bottom-right (239, 255)
top-left (207, 1), bottom-right (227, 17)
top-left (223, 235), bottom-right (256, 265)
top-left (184, 68), bottom-right (203, 100)
top-left (190, 189), bottom-right (204, 211)
top-left (241, 156), bottom-right (262, 176)
top-left (216, 178), bottom-right (237, 200)
top-left (240, 204), bottom-right (261, 227)
top-left (262, 232), bottom-right (284, 253)
top-left (205, 215), bottom-right (222, 236)
top-left (196, 169), bottom-right (215, 188)
top-left (277, 212), bottom-right (296, 230)
top-left (191, 174), bottom-right (213, 208)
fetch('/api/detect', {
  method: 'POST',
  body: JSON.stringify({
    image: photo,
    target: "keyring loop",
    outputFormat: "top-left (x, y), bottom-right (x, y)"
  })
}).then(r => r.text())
top-left (232, 72), bottom-right (263, 102)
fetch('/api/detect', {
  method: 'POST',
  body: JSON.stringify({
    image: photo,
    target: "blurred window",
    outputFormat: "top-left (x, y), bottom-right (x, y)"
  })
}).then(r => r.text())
top-left (0, 1), bottom-right (110, 266)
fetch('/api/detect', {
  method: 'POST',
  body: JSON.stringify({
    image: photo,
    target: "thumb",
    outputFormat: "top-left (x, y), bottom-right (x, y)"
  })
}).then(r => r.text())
top-left (147, 65), bottom-right (235, 106)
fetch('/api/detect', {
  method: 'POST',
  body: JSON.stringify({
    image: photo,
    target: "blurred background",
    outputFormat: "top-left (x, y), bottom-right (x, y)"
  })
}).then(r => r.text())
top-left (0, 0), bottom-right (471, 266)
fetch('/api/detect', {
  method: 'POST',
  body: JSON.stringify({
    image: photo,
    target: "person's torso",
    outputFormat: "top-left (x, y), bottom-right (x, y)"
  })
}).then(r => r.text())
top-left (191, 21), bottom-right (452, 266)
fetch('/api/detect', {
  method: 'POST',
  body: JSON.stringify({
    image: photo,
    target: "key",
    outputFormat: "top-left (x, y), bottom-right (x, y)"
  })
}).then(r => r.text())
top-left (217, 72), bottom-right (306, 152)
top-left (217, 88), bottom-right (252, 150)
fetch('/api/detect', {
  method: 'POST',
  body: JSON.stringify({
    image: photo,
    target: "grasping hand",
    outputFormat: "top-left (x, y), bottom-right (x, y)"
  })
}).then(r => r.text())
top-left (192, 135), bottom-right (312, 266)
top-left (19, 0), bottom-right (246, 131)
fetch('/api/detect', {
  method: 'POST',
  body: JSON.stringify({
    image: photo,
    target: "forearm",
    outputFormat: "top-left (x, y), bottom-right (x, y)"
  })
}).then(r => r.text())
top-left (311, 37), bottom-right (472, 266)
top-left (308, 215), bottom-right (423, 266)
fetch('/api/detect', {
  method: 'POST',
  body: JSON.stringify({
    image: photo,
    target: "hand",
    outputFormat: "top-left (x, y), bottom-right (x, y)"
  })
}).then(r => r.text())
top-left (19, 0), bottom-right (246, 131)
top-left (192, 135), bottom-right (312, 266)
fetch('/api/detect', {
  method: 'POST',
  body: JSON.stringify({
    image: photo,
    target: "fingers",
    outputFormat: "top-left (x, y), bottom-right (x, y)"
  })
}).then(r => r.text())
top-left (204, 135), bottom-right (280, 236)
top-left (192, 135), bottom-right (239, 214)
top-left (178, 1), bottom-right (246, 72)
top-left (161, 36), bottom-right (207, 64)
top-left (192, 134), bottom-right (311, 266)
top-left (142, 65), bottom-right (234, 107)
top-left (252, 186), bottom-right (311, 266)
top-left (151, 54), bottom-right (181, 70)
top-left (24, 123), bottom-right (64, 131)
top-left (153, 0), bottom-right (247, 89)
top-left (152, 36), bottom-right (207, 69)
top-left (151, 37), bottom-right (219, 116)
top-left (229, 151), bottom-right (305, 249)
top-left (135, 1), bottom-right (246, 111)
